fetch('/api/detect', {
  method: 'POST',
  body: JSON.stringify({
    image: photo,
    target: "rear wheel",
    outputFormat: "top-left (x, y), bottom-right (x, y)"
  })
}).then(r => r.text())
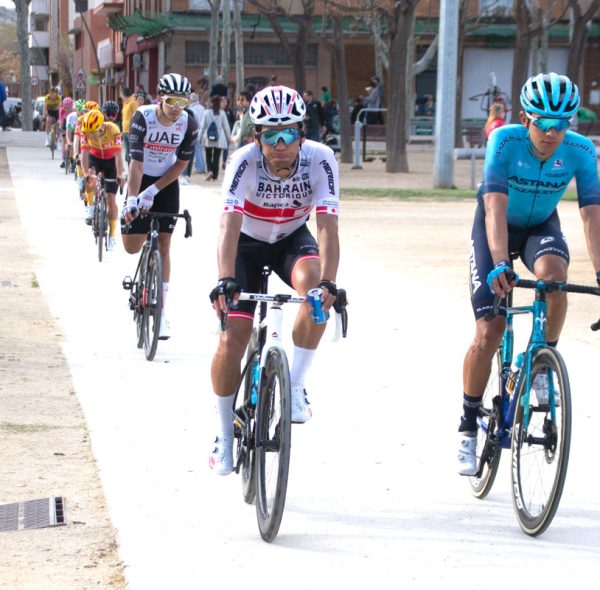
top-left (255, 347), bottom-right (291, 542)
top-left (470, 349), bottom-right (504, 498)
top-left (49, 127), bottom-right (56, 159)
top-left (97, 193), bottom-right (107, 262)
top-left (142, 250), bottom-right (163, 361)
top-left (511, 347), bottom-right (571, 536)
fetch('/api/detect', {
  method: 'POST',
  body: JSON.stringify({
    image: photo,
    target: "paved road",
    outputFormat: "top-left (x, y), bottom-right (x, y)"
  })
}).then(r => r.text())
top-left (7, 146), bottom-right (600, 588)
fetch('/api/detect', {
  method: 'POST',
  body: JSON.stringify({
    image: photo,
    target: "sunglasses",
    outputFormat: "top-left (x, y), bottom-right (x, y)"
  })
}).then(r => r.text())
top-left (258, 127), bottom-right (301, 146)
top-left (525, 112), bottom-right (570, 132)
top-left (163, 96), bottom-right (188, 108)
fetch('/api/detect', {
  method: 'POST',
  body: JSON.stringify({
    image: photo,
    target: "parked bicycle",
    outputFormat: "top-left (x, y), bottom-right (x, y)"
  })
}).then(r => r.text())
top-left (471, 268), bottom-right (600, 536)
top-left (122, 210), bottom-right (192, 361)
top-left (224, 266), bottom-right (348, 542)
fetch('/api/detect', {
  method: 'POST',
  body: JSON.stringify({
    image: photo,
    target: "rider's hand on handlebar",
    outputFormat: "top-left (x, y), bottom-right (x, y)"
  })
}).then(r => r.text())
top-left (317, 279), bottom-right (337, 312)
top-left (138, 184), bottom-right (159, 213)
top-left (209, 277), bottom-right (241, 315)
top-left (122, 196), bottom-right (139, 224)
top-left (486, 260), bottom-right (517, 298)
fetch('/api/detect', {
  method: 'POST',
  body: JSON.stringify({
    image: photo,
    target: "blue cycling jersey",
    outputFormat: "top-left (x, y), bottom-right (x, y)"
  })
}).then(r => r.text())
top-left (480, 124), bottom-right (600, 229)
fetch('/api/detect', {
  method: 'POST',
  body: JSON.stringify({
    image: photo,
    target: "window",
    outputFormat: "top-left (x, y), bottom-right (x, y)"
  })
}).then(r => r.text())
top-left (185, 40), bottom-right (209, 65)
top-left (245, 43), bottom-right (317, 67)
top-left (479, 0), bottom-right (513, 16)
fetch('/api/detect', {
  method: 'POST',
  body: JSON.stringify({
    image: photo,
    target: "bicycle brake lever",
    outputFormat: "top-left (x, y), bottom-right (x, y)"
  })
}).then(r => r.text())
top-left (591, 319), bottom-right (600, 331)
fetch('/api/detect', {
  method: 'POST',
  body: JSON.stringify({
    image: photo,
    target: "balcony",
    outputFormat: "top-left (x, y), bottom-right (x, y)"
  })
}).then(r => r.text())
top-left (29, 30), bottom-right (50, 48)
top-left (30, 0), bottom-right (50, 16)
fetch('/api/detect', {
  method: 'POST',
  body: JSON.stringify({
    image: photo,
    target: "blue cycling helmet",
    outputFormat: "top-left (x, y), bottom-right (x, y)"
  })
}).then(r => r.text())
top-left (520, 72), bottom-right (580, 118)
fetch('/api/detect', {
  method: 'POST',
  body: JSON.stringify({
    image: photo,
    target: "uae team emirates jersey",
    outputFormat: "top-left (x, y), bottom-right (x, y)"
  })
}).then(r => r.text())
top-left (128, 105), bottom-right (197, 176)
top-left (222, 140), bottom-right (340, 243)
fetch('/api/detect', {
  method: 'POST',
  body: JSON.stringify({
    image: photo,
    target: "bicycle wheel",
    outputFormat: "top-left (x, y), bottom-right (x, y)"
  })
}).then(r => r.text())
top-left (255, 346), bottom-right (291, 542)
top-left (49, 128), bottom-right (56, 159)
top-left (135, 252), bottom-right (147, 349)
top-left (97, 194), bottom-right (107, 262)
top-left (511, 347), bottom-right (571, 536)
top-left (470, 349), bottom-right (503, 498)
top-left (237, 329), bottom-right (259, 505)
top-left (142, 250), bottom-right (163, 361)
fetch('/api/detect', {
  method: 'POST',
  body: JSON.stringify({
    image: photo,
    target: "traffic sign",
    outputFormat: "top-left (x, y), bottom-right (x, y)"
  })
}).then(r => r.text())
top-left (31, 75), bottom-right (39, 86)
top-left (75, 79), bottom-right (86, 92)
top-left (77, 67), bottom-right (86, 80)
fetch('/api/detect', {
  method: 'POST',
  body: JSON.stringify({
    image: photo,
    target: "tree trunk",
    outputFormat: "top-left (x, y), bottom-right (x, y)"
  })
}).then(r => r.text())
top-left (386, 4), bottom-right (417, 173)
top-left (330, 15), bottom-right (352, 163)
top-left (220, 1), bottom-right (231, 84)
top-left (232, 0), bottom-right (245, 95)
top-left (208, 0), bottom-right (221, 88)
top-left (510, 0), bottom-right (531, 123)
top-left (566, 0), bottom-right (600, 84)
top-left (13, 0), bottom-right (32, 131)
top-left (455, 1), bottom-right (469, 148)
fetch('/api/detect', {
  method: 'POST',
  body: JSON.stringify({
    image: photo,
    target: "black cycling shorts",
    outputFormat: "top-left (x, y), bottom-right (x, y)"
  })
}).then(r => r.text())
top-left (89, 154), bottom-right (118, 194)
top-left (229, 224), bottom-right (320, 320)
top-left (47, 109), bottom-right (59, 121)
top-left (469, 202), bottom-right (569, 320)
top-left (121, 174), bottom-right (180, 235)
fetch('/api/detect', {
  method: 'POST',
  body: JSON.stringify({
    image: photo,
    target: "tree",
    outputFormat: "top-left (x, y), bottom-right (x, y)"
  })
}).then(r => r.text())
top-left (232, 0), bottom-right (245, 95)
top-left (208, 0), bottom-right (221, 88)
top-left (12, 0), bottom-right (32, 131)
top-left (566, 0), bottom-right (600, 84)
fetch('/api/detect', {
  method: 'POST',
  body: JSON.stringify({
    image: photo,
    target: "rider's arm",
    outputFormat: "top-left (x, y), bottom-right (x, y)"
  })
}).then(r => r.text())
top-left (483, 191), bottom-right (512, 295)
top-left (580, 204), bottom-right (600, 274)
top-left (316, 214), bottom-right (340, 285)
top-left (152, 158), bottom-right (188, 191)
top-left (128, 158), bottom-right (144, 197)
top-left (81, 149), bottom-right (90, 176)
top-left (216, 211), bottom-right (242, 279)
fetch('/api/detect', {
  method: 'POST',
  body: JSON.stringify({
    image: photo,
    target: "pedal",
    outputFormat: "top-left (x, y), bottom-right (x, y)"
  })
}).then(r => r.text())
top-left (122, 276), bottom-right (133, 290)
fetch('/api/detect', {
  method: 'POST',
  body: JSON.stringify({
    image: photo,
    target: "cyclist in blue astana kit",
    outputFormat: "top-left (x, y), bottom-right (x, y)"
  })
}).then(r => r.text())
top-left (458, 72), bottom-right (600, 475)
top-left (121, 73), bottom-right (198, 339)
top-left (207, 85), bottom-right (340, 475)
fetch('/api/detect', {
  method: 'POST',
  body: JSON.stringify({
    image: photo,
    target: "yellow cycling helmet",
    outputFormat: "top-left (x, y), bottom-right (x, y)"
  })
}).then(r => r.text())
top-left (84, 100), bottom-right (100, 111)
top-left (83, 109), bottom-right (104, 133)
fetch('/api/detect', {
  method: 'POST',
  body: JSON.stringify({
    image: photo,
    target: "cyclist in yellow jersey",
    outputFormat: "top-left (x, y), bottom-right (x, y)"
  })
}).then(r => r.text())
top-left (74, 101), bottom-right (100, 192)
top-left (80, 109), bottom-right (124, 251)
top-left (43, 87), bottom-right (62, 147)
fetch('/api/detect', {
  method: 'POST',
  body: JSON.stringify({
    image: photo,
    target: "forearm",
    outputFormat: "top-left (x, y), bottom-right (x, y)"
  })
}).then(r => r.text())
top-left (153, 159), bottom-right (188, 191)
top-left (217, 214), bottom-right (242, 278)
top-left (316, 216), bottom-right (340, 282)
top-left (483, 192), bottom-right (509, 263)
top-left (128, 159), bottom-right (144, 196)
top-left (81, 151), bottom-right (90, 175)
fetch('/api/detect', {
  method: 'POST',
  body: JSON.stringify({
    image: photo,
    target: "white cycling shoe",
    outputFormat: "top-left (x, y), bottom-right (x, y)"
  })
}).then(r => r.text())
top-left (209, 435), bottom-right (234, 476)
top-left (107, 236), bottom-right (116, 251)
top-left (457, 433), bottom-right (477, 476)
top-left (291, 386), bottom-right (312, 424)
top-left (158, 313), bottom-right (171, 340)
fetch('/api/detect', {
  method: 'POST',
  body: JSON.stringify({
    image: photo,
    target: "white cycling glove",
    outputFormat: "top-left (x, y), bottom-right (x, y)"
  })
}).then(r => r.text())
top-left (138, 184), bottom-right (159, 212)
top-left (122, 196), bottom-right (139, 219)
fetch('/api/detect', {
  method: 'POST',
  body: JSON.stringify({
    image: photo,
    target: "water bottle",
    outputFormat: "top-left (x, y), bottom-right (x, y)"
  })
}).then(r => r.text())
top-left (506, 353), bottom-right (524, 396)
top-left (250, 360), bottom-right (260, 406)
top-left (307, 288), bottom-right (329, 324)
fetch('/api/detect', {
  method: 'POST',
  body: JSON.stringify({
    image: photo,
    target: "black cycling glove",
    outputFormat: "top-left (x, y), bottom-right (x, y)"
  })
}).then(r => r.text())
top-left (318, 280), bottom-right (337, 297)
top-left (209, 276), bottom-right (241, 303)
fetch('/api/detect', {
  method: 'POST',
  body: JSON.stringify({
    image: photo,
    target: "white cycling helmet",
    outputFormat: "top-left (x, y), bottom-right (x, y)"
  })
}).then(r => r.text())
top-left (249, 85), bottom-right (306, 126)
top-left (157, 73), bottom-right (192, 96)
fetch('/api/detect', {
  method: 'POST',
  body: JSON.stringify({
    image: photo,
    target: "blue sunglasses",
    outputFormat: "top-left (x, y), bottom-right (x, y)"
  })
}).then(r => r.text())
top-left (258, 128), bottom-right (302, 145)
top-left (525, 112), bottom-right (570, 132)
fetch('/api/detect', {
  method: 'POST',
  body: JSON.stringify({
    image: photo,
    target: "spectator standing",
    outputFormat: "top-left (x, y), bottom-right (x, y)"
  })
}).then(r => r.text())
top-left (180, 92), bottom-right (206, 183)
top-left (302, 89), bottom-right (325, 141)
top-left (220, 95), bottom-right (236, 168)
top-left (363, 76), bottom-right (384, 124)
top-left (198, 94), bottom-right (231, 181)
top-left (0, 77), bottom-right (7, 131)
top-left (422, 94), bottom-right (435, 117)
top-left (321, 86), bottom-right (331, 103)
top-left (233, 91), bottom-right (255, 148)
top-left (120, 87), bottom-right (137, 164)
top-left (135, 92), bottom-right (145, 108)
top-left (210, 75), bottom-right (228, 99)
top-left (484, 102), bottom-right (506, 139)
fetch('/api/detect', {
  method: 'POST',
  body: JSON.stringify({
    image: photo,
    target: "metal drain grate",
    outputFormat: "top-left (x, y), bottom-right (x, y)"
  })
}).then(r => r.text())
top-left (0, 497), bottom-right (66, 531)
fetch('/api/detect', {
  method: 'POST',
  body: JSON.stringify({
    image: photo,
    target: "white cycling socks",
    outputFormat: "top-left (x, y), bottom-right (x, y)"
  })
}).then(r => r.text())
top-left (290, 346), bottom-right (316, 389)
top-left (215, 393), bottom-right (235, 438)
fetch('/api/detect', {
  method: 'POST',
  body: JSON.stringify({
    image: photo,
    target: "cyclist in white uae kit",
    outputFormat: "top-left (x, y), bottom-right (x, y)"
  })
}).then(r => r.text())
top-left (208, 85), bottom-right (340, 475)
top-left (121, 73), bottom-right (198, 339)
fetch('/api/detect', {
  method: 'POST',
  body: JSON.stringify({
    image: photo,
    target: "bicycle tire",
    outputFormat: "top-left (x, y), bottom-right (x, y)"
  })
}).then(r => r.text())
top-left (470, 349), bottom-right (503, 499)
top-left (255, 346), bottom-right (291, 542)
top-left (142, 250), bottom-right (163, 361)
top-left (97, 192), bottom-right (107, 262)
top-left (239, 329), bottom-right (259, 505)
top-left (49, 127), bottom-right (56, 159)
top-left (511, 347), bottom-right (571, 536)
top-left (135, 252), bottom-right (147, 349)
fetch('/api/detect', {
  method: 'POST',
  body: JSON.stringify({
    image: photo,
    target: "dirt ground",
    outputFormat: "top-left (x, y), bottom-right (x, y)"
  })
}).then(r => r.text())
top-left (0, 137), bottom-right (597, 589)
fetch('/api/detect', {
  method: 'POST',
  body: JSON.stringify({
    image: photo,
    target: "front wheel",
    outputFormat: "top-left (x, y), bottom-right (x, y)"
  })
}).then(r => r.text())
top-left (470, 349), bottom-right (503, 498)
top-left (255, 347), bottom-right (292, 543)
top-left (96, 194), bottom-right (107, 262)
top-left (142, 250), bottom-right (163, 361)
top-left (511, 347), bottom-right (571, 536)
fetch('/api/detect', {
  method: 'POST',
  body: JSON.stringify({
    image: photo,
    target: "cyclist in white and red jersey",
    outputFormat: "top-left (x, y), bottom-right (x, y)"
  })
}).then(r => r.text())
top-left (208, 85), bottom-right (340, 475)
top-left (121, 73), bottom-right (198, 339)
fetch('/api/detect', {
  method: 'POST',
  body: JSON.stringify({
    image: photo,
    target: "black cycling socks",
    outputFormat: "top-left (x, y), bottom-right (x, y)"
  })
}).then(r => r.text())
top-left (459, 393), bottom-right (482, 434)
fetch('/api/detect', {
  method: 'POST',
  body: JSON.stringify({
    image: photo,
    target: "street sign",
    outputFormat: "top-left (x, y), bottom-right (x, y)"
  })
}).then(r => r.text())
top-left (77, 67), bottom-right (86, 80)
top-left (75, 80), bottom-right (86, 92)
top-left (31, 75), bottom-right (39, 86)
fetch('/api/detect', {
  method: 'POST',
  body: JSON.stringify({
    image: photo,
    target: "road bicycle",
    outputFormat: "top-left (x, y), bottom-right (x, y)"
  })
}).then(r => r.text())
top-left (224, 267), bottom-right (348, 542)
top-left (90, 172), bottom-right (109, 262)
top-left (122, 210), bottom-right (192, 361)
top-left (48, 118), bottom-right (60, 160)
top-left (471, 269), bottom-right (600, 536)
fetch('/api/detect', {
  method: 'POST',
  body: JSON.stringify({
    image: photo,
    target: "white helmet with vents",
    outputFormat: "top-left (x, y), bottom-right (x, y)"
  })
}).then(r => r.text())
top-left (249, 85), bottom-right (306, 126)
top-left (157, 73), bottom-right (192, 97)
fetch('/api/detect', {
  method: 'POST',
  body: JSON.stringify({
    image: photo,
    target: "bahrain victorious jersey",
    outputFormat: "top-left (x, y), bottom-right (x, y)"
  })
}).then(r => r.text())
top-left (128, 105), bottom-right (197, 176)
top-left (481, 124), bottom-right (600, 229)
top-left (222, 140), bottom-right (340, 243)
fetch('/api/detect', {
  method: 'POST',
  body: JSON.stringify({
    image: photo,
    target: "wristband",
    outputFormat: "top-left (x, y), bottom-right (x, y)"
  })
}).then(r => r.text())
top-left (318, 280), bottom-right (337, 297)
top-left (486, 259), bottom-right (511, 289)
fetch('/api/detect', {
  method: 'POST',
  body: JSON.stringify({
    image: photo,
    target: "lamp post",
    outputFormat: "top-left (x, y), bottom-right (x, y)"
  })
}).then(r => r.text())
top-left (73, 0), bottom-right (104, 104)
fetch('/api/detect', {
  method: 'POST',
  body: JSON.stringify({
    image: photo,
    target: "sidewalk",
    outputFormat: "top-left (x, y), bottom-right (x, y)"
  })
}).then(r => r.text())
top-left (0, 131), bottom-right (482, 191)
